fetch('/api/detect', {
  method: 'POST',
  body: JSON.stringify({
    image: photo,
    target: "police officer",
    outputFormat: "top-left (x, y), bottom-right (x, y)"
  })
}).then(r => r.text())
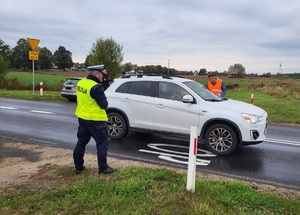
top-left (73, 64), bottom-right (116, 174)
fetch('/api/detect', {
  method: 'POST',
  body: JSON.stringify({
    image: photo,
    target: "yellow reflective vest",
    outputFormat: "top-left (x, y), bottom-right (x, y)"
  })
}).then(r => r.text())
top-left (75, 78), bottom-right (108, 121)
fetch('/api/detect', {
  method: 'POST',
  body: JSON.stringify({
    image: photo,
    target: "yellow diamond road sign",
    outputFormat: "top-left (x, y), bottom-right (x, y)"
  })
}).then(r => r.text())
top-left (27, 38), bottom-right (40, 51)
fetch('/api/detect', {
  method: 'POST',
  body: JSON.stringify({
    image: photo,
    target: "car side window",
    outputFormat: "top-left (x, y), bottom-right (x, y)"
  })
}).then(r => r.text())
top-left (116, 82), bottom-right (130, 93)
top-left (127, 81), bottom-right (154, 97)
top-left (159, 82), bottom-right (189, 101)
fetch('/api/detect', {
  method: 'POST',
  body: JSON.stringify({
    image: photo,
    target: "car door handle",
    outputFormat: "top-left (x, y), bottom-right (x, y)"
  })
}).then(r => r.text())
top-left (122, 98), bottom-right (130, 102)
top-left (155, 104), bottom-right (164, 109)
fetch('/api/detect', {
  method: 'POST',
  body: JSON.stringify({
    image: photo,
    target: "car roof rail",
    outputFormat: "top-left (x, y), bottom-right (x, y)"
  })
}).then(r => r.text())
top-left (121, 74), bottom-right (172, 79)
top-left (147, 74), bottom-right (172, 79)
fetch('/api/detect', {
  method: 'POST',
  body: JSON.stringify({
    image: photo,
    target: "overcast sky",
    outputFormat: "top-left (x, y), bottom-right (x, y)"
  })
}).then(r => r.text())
top-left (1, 0), bottom-right (299, 74)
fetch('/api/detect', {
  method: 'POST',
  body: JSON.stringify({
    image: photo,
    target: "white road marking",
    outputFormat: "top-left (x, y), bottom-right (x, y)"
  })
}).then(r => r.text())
top-left (139, 149), bottom-right (211, 166)
top-left (266, 138), bottom-right (300, 146)
top-left (30, 110), bottom-right (54, 114)
top-left (147, 143), bottom-right (216, 157)
top-left (0, 106), bottom-right (54, 115)
top-left (139, 143), bottom-right (217, 166)
top-left (0, 106), bottom-right (18, 110)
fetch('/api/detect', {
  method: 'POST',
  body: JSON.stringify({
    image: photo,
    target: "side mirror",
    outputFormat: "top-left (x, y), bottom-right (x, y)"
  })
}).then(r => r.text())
top-left (182, 95), bottom-right (194, 103)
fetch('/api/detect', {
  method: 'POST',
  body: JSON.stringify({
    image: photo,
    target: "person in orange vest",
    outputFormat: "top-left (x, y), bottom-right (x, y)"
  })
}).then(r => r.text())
top-left (206, 72), bottom-right (227, 97)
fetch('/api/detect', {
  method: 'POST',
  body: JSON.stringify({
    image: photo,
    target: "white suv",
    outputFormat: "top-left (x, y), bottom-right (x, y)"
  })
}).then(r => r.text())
top-left (105, 75), bottom-right (268, 155)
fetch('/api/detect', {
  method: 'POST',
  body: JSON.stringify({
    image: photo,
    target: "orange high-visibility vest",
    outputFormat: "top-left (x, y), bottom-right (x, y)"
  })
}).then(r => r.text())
top-left (208, 79), bottom-right (223, 96)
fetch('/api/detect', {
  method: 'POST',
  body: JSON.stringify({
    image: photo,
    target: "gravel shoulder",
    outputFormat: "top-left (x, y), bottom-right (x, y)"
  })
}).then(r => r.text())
top-left (0, 141), bottom-right (299, 200)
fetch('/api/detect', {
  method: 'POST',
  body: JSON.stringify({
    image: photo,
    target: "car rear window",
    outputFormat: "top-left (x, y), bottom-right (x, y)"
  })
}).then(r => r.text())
top-left (116, 82), bottom-right (130, 93)
top-left (127, 81), bottom-right (154, 97)
top-left (65, 79), bottom-right (80, 84)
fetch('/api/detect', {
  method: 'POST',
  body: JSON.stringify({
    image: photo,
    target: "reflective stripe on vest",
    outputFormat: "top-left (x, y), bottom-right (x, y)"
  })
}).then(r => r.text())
top-left (75, 78), bottom-right (108, 121)
top-left (208, 79), bottom-right (223, 96)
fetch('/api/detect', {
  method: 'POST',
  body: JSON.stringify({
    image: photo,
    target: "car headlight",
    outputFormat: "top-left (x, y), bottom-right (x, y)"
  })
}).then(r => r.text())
top-left (241, 113), bottom-right (263, 124)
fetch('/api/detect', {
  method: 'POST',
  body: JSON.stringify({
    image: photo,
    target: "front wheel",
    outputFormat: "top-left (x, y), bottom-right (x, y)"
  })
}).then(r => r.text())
top-left (107, 112), bottom-right (128, 140)
top-left (204, 124), bottom-right (238, 155)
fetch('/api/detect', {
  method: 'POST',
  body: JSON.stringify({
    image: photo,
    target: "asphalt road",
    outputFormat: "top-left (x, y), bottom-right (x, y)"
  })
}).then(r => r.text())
top-left (0, 98), bottom-right (299, 190)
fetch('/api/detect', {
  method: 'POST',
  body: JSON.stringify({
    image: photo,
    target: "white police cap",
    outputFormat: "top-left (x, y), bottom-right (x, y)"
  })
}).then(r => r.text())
top-left (87, 64), bottom-right (104, 72)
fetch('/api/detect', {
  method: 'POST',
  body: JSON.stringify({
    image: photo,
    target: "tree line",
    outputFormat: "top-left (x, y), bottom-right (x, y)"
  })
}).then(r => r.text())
top-left (0, 38), bottom-right (73, 71)
top-left (0, 37), bottom-right (248, 79)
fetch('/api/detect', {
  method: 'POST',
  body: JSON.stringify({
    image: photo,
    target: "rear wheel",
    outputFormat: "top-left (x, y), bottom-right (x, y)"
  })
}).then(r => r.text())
top-left (204, 124), bottom-right (238, 155)
top-left (107, 112), bottom-right (128, 140)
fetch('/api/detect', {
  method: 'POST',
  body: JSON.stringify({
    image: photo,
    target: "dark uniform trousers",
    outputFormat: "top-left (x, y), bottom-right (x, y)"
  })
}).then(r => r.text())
top-left (73, 118), bottom-right (108, 171)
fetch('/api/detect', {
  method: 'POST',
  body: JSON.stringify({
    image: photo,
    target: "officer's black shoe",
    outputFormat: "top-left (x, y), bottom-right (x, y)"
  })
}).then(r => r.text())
top-left (75, 166), bottom-right (85, 174)
top-left (98, 166), bottom-right (117, 174)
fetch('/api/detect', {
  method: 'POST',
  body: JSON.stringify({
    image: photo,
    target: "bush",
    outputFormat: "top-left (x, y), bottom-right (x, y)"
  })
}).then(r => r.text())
top-left (226, 83), bottom-right (240, 90)
top-left (0, 56), bottom-right (9, 83)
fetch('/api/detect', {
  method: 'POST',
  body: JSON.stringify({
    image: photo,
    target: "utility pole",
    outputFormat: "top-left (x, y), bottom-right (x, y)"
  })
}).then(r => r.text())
top-left (278, 63), bottom-right (282, 74)
top-left (168, 59), bottom-right (170, 76)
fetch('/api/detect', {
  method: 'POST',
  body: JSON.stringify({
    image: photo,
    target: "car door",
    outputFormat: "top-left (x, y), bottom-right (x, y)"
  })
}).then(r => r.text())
top-left (153, 81), bottom-right (200, 135)
top-left (121, 81), bottom-right (155, 129)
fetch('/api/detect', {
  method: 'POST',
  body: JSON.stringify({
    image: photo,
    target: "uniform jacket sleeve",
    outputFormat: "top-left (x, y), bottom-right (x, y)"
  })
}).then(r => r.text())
top-left (90, 84), bottom-right (108, 109)
top-left (220, 82), bottom-right (227, 97)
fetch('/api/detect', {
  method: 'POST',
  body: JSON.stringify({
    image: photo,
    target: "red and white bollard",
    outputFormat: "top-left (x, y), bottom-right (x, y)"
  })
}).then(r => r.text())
top-left (40, 82), bottom-right (43, 96)
top-left (187, 126), bottom-right (198, 192)
top-left (250, 94), bottom-right (254, 104)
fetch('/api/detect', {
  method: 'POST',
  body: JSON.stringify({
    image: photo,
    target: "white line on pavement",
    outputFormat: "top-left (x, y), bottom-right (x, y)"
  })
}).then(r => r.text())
top-left (30, 110), bottom-right (54, 114)
top-left (0, 106), bottom-right (18, 110)
top-left (265, 138), bottom-right (300, 146)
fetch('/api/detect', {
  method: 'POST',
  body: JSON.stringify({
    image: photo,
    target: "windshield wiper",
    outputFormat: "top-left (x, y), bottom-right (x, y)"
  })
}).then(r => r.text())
top-left (205, 99), bottom-right (222, 102)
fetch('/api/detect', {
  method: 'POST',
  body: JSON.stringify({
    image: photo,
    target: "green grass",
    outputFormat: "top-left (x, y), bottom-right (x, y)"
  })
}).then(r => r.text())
top-left (0, 90), bottom-right (66, 101)
top-left (1, 167), bottom-right (299, 215)
top-left (226, 91), bottom-right (300, 124)
top-left (6, 71), bottom-right (68, 87)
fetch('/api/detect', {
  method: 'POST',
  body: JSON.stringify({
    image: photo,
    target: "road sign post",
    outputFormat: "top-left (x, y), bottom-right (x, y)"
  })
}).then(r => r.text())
top-left (27, 38), bottom-right (40, 94)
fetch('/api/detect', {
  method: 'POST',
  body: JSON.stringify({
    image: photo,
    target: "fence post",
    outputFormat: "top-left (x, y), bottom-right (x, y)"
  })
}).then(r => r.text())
top-left (40, 82), bottom-right (43, 96)
top-left (250, 94), bottom-right (254, 104)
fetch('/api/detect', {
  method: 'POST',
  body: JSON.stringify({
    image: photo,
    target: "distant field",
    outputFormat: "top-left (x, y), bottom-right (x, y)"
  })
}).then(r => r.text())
top-left (6, 70), bottom-right (281, 87)
top-left (6, 70), bottom-right (86, 86)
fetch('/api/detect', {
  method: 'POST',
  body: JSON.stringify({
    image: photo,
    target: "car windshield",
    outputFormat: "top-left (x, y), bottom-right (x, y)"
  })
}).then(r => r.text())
top-left (183, 81), bottom-right (223, 101)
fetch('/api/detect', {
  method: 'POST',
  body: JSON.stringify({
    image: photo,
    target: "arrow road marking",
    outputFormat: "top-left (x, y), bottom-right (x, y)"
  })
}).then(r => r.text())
top-left (139, 143), bottom-right (217, 166)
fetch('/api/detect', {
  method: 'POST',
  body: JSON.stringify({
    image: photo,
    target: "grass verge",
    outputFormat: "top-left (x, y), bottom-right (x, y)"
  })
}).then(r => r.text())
top-left (0, 90), bottom-right (65, 101)
top-left (0, 167), bottom-right (299, 215)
